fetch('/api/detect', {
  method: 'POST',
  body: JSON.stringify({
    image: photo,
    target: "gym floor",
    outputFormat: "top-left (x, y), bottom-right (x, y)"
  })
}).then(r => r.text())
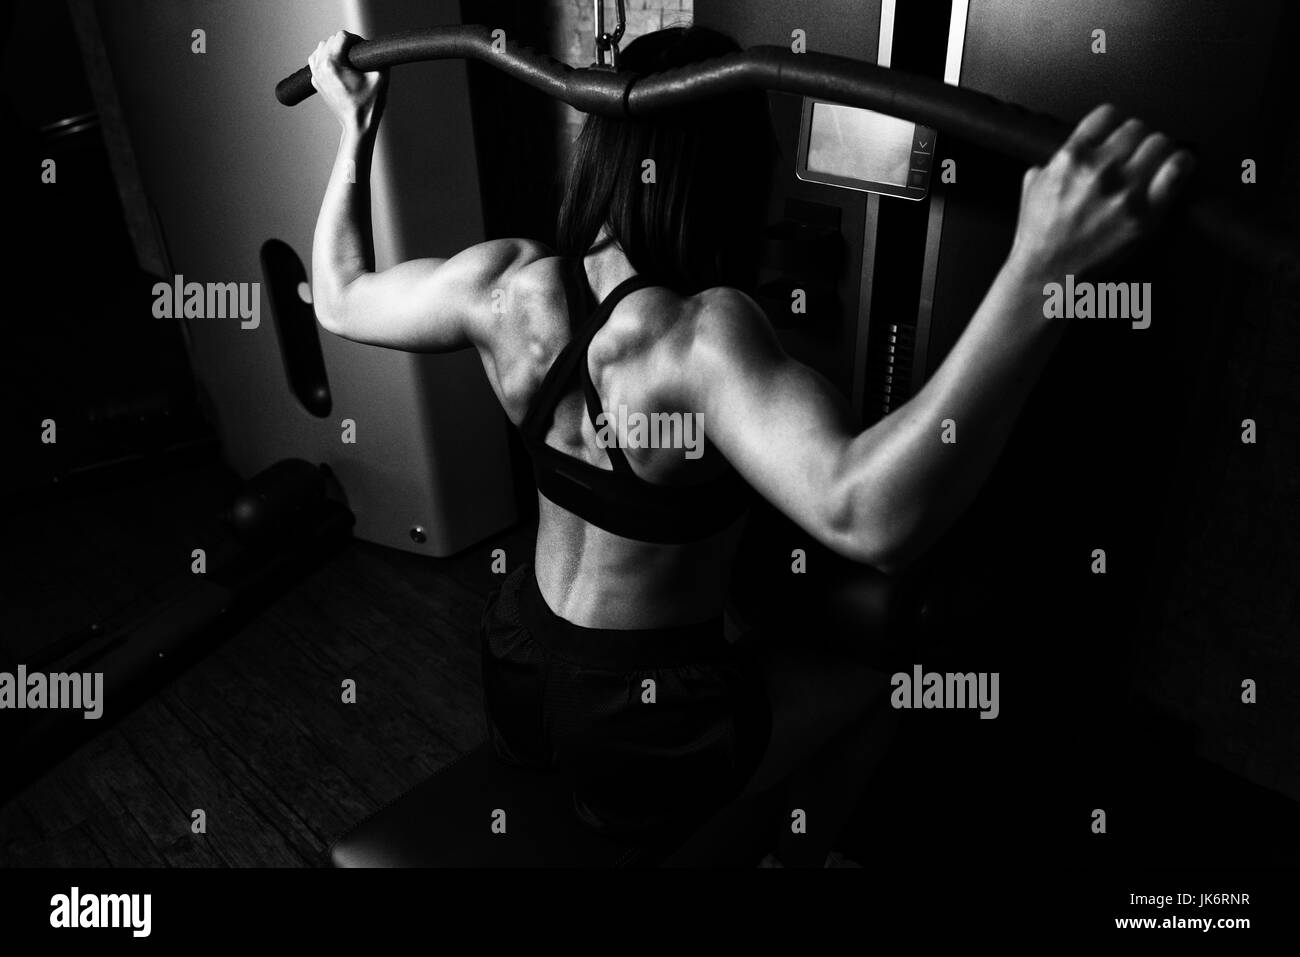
top-left (0, 459), bottom-right (529, 866)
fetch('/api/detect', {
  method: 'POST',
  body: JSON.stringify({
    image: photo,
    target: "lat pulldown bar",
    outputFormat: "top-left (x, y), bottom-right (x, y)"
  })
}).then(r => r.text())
top-left (275, 25), bottom-right (1298, 278)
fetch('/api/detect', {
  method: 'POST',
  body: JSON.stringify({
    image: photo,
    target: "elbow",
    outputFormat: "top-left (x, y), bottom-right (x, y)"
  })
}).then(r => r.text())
top-left (310, 273), bottom-right (351, 337)
top-left (818, 478), bottom-right (918, 577)
top-left (313, 300), bottom-right (346, 338)
top-left (842, 530), bottom-right (915, 578)
top-left (862, 541), bottom-right (919, 577)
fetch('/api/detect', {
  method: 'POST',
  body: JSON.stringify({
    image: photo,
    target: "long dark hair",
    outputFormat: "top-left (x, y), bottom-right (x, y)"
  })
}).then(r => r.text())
top-left (556, 26), bottom-right (778, 295)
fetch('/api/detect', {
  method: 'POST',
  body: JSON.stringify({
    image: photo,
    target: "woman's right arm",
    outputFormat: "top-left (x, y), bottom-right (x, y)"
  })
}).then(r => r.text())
top-left (685, 104), bottom-right (1196, 574)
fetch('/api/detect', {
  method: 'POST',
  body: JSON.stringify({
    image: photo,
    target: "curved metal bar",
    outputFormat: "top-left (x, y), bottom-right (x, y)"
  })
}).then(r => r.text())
top-left (275, 24), bottom-right (1298, 277)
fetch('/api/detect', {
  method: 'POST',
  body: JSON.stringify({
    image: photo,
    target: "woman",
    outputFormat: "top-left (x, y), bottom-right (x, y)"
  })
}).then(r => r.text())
top-left (307, 26), bottom-right (1195, 852)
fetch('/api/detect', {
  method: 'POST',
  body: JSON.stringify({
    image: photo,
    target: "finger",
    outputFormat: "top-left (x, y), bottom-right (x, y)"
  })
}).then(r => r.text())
top-left (1097, 117), bottom-right (1149, 167)
top-left (330, 31), bottom-right (359, 65)
top-left (1146, 150), bottom-right (1197, 213)
top-left (1124, 131), bottom-right (1174, 184)
top-left (1122, 132), bottom-right (1179, 213)
top-left (340, 31), bottom-right (372, 69)
top-left (1094, 118), bottom-right (1150, 195)
top-left (1062, 103), bottom-right (1124, 158)
top-left (325, 34), bottom-right (351, 66)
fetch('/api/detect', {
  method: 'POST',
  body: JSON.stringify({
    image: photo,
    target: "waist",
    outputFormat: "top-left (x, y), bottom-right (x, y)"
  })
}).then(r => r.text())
top-left (534, 500), bottom-right (742, 626)
top-left (507, 562), bottom-right (732, 672)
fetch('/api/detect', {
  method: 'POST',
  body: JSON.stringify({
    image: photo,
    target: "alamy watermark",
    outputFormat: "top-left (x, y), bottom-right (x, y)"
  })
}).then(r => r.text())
top-left (50, 887), bottom-right (150, 937)
top-left (1043, 274), bottom-right (1151, 329)
top-left (0, 666), bottom-right (103, 719)
top-left (593, 405), bottom-right (704, 459)
top-left (152, 273), bottom-right (260, 329)
top-left (891, 664), bottom-right (1000, 719)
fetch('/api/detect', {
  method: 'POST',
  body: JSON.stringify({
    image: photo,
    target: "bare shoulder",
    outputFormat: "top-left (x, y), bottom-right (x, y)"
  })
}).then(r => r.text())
top-left (460, 239), bottom-right (556, 341)
top-left (468, 237), bottom-right (553, 270)
top-left (473, 245), bottom-right (576, 423)
top-left (440, 238), bottom-right (555, 323)
top-left (636, 285), bottom-right (784, 415)
top-left (452, 237), bottom-right (553, 290)
top-left (674, 286), bottom-right (783, 372)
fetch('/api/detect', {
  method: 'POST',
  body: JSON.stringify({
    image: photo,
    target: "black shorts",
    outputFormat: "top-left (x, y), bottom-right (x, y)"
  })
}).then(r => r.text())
top-left (479, 562), bottom-right (771, 839)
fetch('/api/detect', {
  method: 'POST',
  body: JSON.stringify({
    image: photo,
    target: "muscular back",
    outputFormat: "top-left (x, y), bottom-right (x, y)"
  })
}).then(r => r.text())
top-left (479, 252), bottom-right (748, 630)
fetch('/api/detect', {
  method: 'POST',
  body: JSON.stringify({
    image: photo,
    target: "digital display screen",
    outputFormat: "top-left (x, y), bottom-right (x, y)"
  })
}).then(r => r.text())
top-left (808, 102), bottom-right (915, 186)
top-left (796, 100), bottom-right (936, 200)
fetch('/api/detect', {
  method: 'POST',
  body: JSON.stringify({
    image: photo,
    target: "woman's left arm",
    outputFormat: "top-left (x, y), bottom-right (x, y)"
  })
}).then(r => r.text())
top-left (306, 31), bottom-right (541, 353)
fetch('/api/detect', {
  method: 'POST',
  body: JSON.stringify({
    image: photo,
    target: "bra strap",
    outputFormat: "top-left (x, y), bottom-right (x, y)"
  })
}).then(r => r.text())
top-left (520, 258), bottom-right (590, 440)
top-left (582, 355), bottom-right (633, 473)
top-left (520, 263), bottom-right (653, 459)
top-left (579, 273), bottom-right (655, 473)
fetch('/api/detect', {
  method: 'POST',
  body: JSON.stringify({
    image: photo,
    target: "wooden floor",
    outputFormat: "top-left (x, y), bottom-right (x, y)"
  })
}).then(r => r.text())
top-left (0, 464), bottom-right (535, 867)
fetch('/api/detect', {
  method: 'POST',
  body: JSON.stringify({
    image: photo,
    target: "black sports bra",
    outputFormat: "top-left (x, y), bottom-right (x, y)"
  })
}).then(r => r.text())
top-left (517, 257), bottom-right (752, 544)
